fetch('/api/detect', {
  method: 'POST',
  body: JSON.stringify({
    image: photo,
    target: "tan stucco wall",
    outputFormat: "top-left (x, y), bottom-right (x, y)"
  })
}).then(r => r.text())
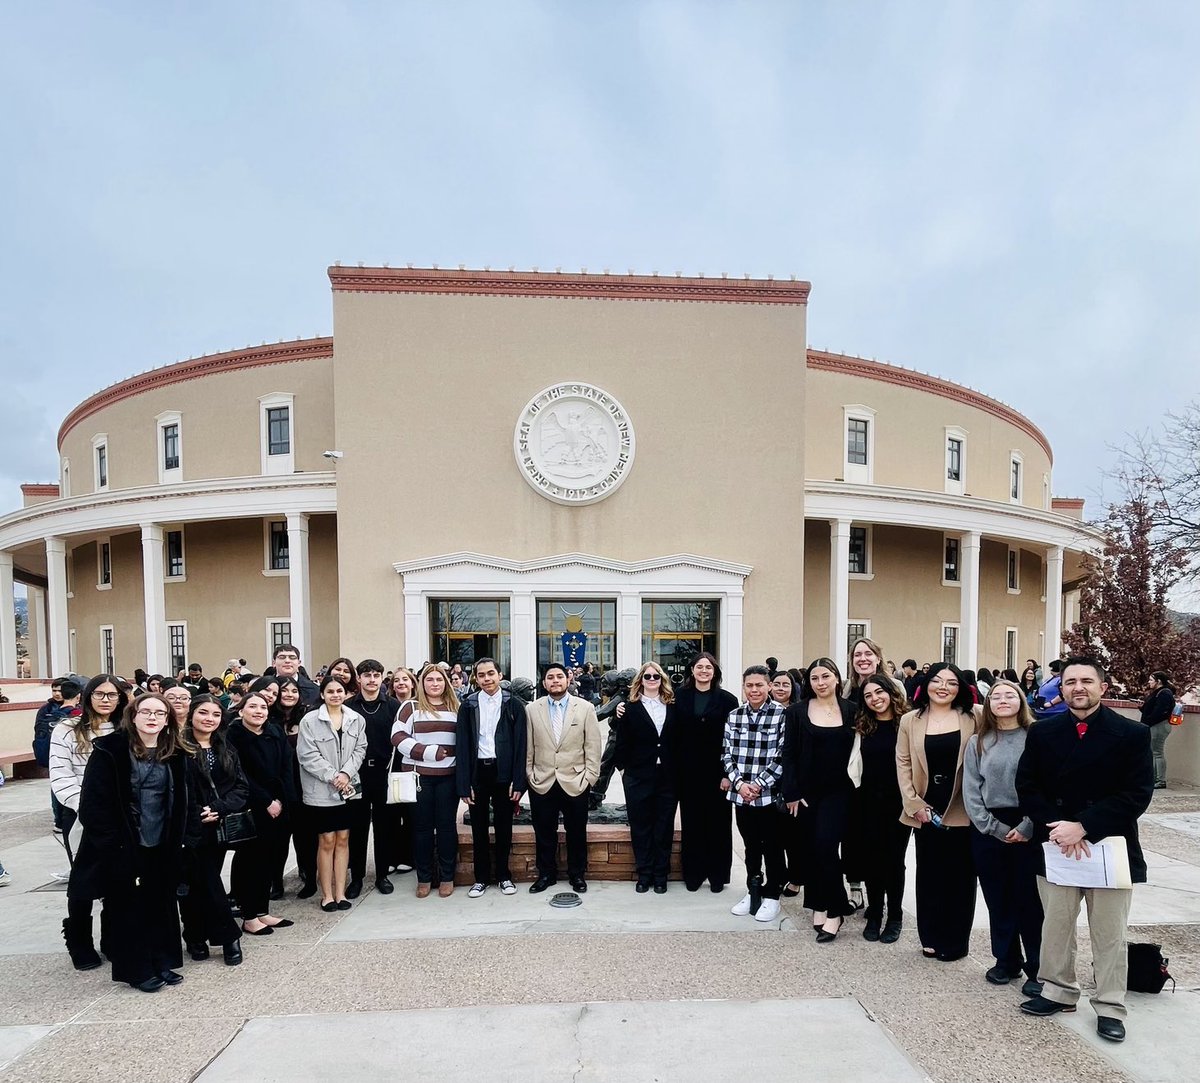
top-left (66, 534), bottom-right (145, 674)
top-left (331, 290), bottom-right (807, 665)
top-left (59, 358), bottom-right (335, 494)
top-left (805, 369), bottom-right (1053, 507)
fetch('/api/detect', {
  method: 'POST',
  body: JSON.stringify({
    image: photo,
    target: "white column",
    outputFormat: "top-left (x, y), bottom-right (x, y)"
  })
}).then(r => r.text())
top-left (45, 537), bottom-right (70, 675)
top-left (723, 591), bottom-right (744, 679)
top-left (286, 512), bottom-right (312, 667)
top-left (959, 531), bottom-right (981, 670)
top-left (509, 590), bottom-right (535, 678)
top-left (28, 585), bottom-right (49, 678)
top-left (1045, 545), bottom-right (1064, 664)
top-left (0, 552), bottom-right (17, 678)
top-left (828, 519), bottom-right (851, 660)
top-left (140, 524), bottom-right (168, 674)
top-left (402, 587), bottom-right (426, 671)
top-left (617, 590), bottom-right (642, 671)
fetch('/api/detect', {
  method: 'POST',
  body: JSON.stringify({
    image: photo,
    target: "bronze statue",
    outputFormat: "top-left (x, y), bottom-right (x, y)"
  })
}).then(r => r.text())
top-left (589, 667), bottom-right (635, 810)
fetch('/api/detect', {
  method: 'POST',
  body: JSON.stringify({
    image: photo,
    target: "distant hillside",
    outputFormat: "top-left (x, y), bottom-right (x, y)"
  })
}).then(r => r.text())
top-left (14, 596), bottom-right (27, 636)
top-left (1169, 609), bottom-right (1200, 633)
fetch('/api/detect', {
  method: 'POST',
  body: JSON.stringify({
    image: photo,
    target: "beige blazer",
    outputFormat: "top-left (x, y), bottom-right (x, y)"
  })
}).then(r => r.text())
top-left (896, 707), bottom-right (979, 828)
top-left (525, 693), bottom-right (601, 797)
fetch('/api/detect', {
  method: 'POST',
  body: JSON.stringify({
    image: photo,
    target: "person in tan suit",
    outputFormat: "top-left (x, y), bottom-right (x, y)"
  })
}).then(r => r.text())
top-left (525, 663), bottom-right (601, 893)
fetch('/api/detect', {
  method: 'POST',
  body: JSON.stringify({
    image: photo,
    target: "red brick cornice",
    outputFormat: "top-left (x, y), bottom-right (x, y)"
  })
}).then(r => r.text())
top-left (20, 484), bottom-right (60, 497)
top-left (57, 338), bottom-right (334, 449)
top-left (806, 349), bottom-right (1054, 465)
top-left (327, 265), bottom-right (812, 306)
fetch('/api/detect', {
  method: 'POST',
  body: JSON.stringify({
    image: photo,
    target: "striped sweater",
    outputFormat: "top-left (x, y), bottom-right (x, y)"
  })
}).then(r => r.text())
top-left (390, 704), bottom-right (456, 776)
top-left (49, 719), bottom-right (115, 811)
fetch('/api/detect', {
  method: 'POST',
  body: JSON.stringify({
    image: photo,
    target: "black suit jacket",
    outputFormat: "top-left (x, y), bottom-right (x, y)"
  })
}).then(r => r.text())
top-left (1016, 704), bottom-right (1154, 881)
top-left (671, 685), bottom-right (739, 795)
top-left (781, 697), bottom-right (857, 802)
top-left (456, 690), bottom-right (528, 797)
top-left (612, 699), bottom-right (677, 784)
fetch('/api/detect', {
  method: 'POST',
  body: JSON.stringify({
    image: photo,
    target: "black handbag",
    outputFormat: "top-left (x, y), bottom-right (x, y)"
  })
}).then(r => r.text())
top-left (215, 809), bottom-right (257, 846)
top-left (1127, 942), bottom-right (1174, 993)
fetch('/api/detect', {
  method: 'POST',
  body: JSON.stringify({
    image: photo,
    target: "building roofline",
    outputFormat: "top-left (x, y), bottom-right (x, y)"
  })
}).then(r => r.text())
top-left (57, 337), bottom-right (334, 449)
top-left (327, 265), bottom-right (812, 306)
top-left (807, 349), bottom-right (1054, 464)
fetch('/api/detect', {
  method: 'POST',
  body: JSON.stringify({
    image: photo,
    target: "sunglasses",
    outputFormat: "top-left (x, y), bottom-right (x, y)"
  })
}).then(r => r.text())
top-left (642, 673), bottom-right (662, 681)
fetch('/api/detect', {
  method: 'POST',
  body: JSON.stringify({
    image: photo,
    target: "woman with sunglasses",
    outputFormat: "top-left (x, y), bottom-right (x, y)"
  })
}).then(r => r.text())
top-left (51, 674), bottom-right (129, 970)
top-left (897, 661), bottom-right (980, 962)
top-left (613, 662), bottom-right (679, 893)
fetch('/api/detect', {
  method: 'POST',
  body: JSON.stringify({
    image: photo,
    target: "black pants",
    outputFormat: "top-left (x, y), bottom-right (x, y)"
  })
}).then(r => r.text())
top-left (231, 808), bottom-right (285, 919)
top-left (623, 766), bottom-right (677, 885)
top-left (803, 788), bottom-right (852, 917)
top-left (288, 800), bottom-right (317, 885)
top-left (734, 804), bottom-right (786, 900)
top-left (914, 824), bottom-right (977, 959)
top-left (106, 846), bottom-right (183, 985)
top-left (860, 811), bottom-right (911, 923)
top-left (469, 761), bottom-right (515, 884)
top-left (780, 802), bottom-right (808, 887)
top-left (971, 821), bottom-right (1043, 975)
top-left (180, 841), bottom-right (240, 948)
top-left (678, 784), bottom-right (732, 890)
top-left (413, 774), bottom-right (458, 883)
top-left (529, 782), bottom-right (590, 880)
top-left (349, 767), bottom-right (404, 882)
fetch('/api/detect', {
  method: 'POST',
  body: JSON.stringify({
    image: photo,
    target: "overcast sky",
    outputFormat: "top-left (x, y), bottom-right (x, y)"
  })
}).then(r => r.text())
top-left (2, 2), bottom-right (1198, 528)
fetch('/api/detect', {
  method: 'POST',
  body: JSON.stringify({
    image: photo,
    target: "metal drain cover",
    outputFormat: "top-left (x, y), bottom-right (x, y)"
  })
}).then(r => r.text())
top-left (549, 891), bottom-right (582, 908)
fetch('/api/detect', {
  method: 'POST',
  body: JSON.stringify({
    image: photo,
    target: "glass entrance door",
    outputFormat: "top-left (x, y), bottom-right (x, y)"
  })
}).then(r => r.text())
top-left (536, 600), bottom-right (617, 672)
top-left (430, 600), bottom-right (511, 676)
top-left (641, 600), bottom-right (719, 685)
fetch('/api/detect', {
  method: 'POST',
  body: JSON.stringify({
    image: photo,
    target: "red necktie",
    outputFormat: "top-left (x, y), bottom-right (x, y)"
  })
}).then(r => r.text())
top-left (1076, 721), bottom-right (1088, 739)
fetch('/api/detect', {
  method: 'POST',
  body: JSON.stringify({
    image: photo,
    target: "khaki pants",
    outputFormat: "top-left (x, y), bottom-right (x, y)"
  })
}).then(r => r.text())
top-left (1037, 876), bottom-right (1132, 1019)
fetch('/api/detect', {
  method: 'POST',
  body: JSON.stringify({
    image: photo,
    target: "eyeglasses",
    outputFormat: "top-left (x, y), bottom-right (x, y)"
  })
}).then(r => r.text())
top-left (929, 679), bottom-right (960, 689)
top-left (642, 673), bottom-right (662, 681)
top-left (93, 690), bottom-right (120, 700)
top-left (137, 709), bottom-right (169, 719)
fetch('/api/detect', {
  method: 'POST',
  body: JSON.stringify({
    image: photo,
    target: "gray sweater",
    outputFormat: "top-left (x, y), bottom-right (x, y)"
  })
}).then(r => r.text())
top-left (962, 726), bottom-right (1034, 841)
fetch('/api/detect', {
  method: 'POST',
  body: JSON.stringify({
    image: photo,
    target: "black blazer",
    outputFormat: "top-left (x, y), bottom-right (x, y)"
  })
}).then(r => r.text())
top-left (612, 700), bottom-right (677, 779)
top-left (456, 690), bottom-right (529, 797)
top-left (226, 720), bottom-right (296, 809)
top-left (185, 742), bottom-right (250, 846)
top-left (1016, 705), bottom-right (1154, 881)
top-left (671, 685), bottom-right (738, 794)
top-left (71, 731), bottom-right (189, 901)
top-left (781, 698), bottom-right (857, 803)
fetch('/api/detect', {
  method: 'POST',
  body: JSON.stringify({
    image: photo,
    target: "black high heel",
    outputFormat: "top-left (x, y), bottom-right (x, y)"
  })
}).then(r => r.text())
top-left (816, 917), bottom-right (843, 944)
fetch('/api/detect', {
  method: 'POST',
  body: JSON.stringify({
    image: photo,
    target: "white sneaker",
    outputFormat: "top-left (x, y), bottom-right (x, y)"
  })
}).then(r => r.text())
top-left (754, 898), bottom-right (781, 923)
top-left (50, 870), bottom-right (71, 883)
top-left (468, 882), bottom-right (487, 898)
top-left (730, 892), bottom-right (753, 916)
top-left (500, 880), bottom-right (517, 895)
top-left (0, 869), bottom-right (11, 887)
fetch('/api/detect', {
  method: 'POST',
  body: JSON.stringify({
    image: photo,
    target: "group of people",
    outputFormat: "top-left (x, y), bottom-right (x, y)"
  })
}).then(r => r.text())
top-left (39, 638), bottom-right (1158, 1043)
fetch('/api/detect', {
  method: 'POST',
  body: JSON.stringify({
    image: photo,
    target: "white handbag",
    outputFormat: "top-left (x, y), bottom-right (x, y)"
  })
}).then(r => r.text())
top-left (386, 748), bottom-right (420, 804)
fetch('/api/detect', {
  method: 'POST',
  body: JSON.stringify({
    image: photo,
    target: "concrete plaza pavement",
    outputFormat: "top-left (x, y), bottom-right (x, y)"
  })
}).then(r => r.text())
top-left (1, 777), bottom-right (1199, 1083)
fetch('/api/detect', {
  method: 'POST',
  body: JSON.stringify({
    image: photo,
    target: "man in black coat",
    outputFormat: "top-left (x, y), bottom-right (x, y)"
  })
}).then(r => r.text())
top-left (1015, 655), bottom-right (1154, 1043)
top-left (456, 657), bottom-right (528, 897)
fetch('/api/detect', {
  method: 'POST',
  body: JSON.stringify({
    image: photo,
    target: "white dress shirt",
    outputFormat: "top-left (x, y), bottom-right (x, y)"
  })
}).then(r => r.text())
top-left (477, 689), bottom-right (502, 759)
top-left (641, 695), bottom-right (667, 735)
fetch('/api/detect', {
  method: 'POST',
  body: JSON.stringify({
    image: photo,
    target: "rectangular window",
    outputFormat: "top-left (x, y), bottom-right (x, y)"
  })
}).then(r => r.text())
top-left (269, 620), bottom-right (292, 657)
top-left (847, 621), bottom-right (868, 654)
top-left (162, 423), bottom-right (180, 471)
top-left (641, 600), bottom-right (719, 682)
top-left (943, 536), bottom-right (960, 583)
top-left (96, 444), bottom-right (108, 488)
top-left (267, 407), bottom-right (291, 456)
top-left (946, 437), bottom-right (962, 482)
top-left (941, 624), bottom-right (959, 665)
top-left (429, 599), bottom-right (511, 676)
top-left (166, 529), bottom-right (185, 579)
top-left (1010, 456), bottom-right (1023, 502)
top-left (1006, 628), bottom-right (1018, 671)
top-left (849, 526), bottom-right (869, 575)
top-left (100, 626), bottom-right (115, 673)
top-left (168, 623), bottom-right (187, 676)
top-left (269, 521), bottom-right (289, 570)
top-left (1007, 548), bottom-right (1020, 592)
top-left (98, 542), bottom-right (111, 587)
top-left (847, 419), bottom-right (869, 466)
top-left (537, 600), bottom-right (617, 673)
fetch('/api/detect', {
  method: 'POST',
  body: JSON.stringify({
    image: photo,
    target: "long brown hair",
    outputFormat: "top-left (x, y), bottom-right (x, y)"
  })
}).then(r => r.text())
top-left (122, 693), bottom-right (192, 760)
top-left (855, 673), bottom-right (909, 736)
top-left (846, 637), bottom-right (887, 692)
top-left (976, 678), bottom-right (1035, 754)
top-left (71, 674), bottom-right (130, 755)
top-left (629, 662), bottom-right (674, 704)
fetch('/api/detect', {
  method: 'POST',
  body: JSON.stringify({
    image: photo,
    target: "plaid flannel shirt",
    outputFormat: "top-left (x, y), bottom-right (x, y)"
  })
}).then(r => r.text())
top-left (722, 698), bottom-right (786, 806)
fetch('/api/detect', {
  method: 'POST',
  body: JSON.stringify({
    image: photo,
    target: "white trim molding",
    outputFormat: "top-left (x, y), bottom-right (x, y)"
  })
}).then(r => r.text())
top-left (156, 410), bottom-right (183, 487)
top-left (92, 433), bottom-right (109, 493)
top-left (842, 404), bottom-right (876, 485)
top-left (393, 551), bottom-right (752, 678)
top-left (259, 392), bottom-right (295, 476)
top-left (944, 426), bottom-right (967, 497)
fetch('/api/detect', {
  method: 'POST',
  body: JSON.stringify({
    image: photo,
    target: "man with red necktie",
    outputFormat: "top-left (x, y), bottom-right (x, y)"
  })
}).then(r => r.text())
top-left (1015, 656), bottom-right (1153, 1044)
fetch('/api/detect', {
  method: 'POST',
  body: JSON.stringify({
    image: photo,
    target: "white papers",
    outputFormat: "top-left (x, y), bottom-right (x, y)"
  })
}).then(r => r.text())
top-left (1043, 836), bottom-right (1132, 889)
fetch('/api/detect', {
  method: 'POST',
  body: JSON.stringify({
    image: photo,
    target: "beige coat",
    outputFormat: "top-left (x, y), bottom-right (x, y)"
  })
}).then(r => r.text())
top-left (525, 694), bottom-right (601, 797)
top-left (895, 707), bottom-right (979, 828)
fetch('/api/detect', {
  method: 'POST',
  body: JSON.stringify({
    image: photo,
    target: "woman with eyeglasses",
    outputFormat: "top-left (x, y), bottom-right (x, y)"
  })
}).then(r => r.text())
top-left (613, 662), bottom-right (679, 893)
top-left (897, 661), bottom-right (980, 962)
top-left (181, 695), bottom-right (248, 966)
top-left (50, 674), bottom-right (128, 970)
top-left (74, 694), bottom-right (191, 991)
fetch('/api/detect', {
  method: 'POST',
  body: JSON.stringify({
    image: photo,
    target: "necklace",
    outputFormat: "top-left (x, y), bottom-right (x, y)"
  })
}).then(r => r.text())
top-left (357, 698), bottom-right (383, 717)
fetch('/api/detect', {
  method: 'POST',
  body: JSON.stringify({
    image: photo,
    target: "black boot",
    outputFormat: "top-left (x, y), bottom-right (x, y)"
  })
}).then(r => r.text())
top-left (62, 916), bottom-right (102, 971)
top-left (747, 874), bottom-right (763, 916)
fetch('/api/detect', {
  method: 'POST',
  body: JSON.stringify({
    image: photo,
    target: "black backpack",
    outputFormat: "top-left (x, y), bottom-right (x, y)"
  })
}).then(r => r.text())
top-left (1127, 942), bottom-right (1174, 993)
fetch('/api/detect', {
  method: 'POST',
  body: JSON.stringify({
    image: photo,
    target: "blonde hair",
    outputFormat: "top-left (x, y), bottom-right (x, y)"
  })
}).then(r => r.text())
top-left (391, 667), bottom-right (418, 700)
top-left (417, 665), bottom-right (460, 714)
top-left (629, 662), bottom-right (674, 704)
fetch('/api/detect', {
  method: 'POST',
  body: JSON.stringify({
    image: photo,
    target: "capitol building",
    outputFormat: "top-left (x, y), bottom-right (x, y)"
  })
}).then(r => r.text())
top-left (0, 267), bottom-right (1097, 682)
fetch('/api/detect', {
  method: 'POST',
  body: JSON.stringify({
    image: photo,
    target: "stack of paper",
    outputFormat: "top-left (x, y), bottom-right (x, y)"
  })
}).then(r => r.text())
top-left (1042, 836), bottom-right (1132, 889)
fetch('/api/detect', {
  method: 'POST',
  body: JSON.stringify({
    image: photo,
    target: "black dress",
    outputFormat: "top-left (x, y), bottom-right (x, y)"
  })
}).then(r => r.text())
top-left (74, 732), bottom-right (187, 985)
top-left (672, 685), bottom-right (738, 891)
